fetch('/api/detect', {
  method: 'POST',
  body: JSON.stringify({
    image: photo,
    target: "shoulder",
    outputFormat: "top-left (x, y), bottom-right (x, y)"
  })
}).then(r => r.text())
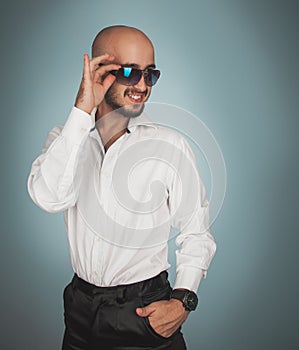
top-left (151, 124), bottom-right (198, 165)
top-left (146, 122), bottom-right (181, 140)
top-left (152, 124), bottom-right (192, 150)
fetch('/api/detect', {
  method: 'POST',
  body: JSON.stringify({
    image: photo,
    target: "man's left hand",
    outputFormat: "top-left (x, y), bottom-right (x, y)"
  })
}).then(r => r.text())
top-left (136, 299), bottom-right (189, 338)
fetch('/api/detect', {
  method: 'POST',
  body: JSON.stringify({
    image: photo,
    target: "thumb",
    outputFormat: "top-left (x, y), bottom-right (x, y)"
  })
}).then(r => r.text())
top-left (136, 305), bottom-right (154, 317)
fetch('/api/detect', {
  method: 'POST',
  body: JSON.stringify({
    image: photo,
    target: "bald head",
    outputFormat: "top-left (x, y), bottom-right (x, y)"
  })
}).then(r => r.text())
top-left (91, 26), bottom-right (155, 68)
top-left (92, 26), bottom-right (154, 57)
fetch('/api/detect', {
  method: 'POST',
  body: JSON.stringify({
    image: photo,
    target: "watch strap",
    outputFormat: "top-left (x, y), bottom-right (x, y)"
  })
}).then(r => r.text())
top-left (171, 289), bottom-right (188, 300)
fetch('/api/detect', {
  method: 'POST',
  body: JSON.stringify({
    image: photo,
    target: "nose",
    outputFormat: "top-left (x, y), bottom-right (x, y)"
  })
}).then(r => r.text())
top-left (133, 73), bottom-right (148, 91)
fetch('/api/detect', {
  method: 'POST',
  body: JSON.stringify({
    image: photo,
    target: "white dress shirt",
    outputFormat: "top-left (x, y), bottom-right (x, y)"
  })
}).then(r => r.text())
top-left (27, 107), bottom-right (216, 293)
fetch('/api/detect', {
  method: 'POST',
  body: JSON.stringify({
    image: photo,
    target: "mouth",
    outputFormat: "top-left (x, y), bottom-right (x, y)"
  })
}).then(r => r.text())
top-left (125, 90), bottom-right (147, 104)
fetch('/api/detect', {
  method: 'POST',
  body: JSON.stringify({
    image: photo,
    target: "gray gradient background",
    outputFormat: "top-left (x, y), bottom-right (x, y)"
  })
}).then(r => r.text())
top-left (1, 0), bottom-right (298, 349)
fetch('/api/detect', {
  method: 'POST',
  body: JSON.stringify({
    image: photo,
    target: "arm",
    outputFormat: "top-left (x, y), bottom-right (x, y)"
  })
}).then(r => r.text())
top-left (136, 136), bottom-right (217, 337)
top-left (172, 137), bottom-right (217, 292)
top-left (27, 53), bottom-right (120, 213)
top-left (27, 108), bottom-right (93, 213)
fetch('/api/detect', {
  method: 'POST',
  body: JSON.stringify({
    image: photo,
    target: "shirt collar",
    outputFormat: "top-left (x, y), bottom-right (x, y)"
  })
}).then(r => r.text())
top-left (90, 112), bottom-right (157, 133)
top-left (127, 112), bottom-right (157, 132)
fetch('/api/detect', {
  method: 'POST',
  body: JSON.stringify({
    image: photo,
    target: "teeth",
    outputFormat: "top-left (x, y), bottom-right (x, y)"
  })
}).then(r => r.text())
top-left (128, 93), bottom-right (142, 100)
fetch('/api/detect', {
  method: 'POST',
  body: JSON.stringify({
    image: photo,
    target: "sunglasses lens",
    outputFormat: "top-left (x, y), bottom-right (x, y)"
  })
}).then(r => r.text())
top-left (116, 68), bottom-right (142, 86)
top-left (123, 67), bottom-right (132, 78)
top-left (146, 70), bottom-right (161, 86)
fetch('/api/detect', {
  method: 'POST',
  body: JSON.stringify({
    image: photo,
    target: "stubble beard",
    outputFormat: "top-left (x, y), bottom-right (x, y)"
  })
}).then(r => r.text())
top-left (105, 85), bottom-right (146, 118)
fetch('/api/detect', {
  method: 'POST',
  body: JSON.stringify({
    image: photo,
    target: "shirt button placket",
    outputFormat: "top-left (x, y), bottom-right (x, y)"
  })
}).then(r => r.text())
top-left (93, 238), bottom-right (103, 285)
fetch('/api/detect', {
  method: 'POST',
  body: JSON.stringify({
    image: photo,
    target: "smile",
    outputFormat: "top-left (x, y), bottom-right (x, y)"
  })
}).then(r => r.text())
top-left (126, 92), bottom-right (145, 104)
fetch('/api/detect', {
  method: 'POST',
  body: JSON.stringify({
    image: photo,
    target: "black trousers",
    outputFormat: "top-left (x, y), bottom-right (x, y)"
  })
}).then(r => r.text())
top-left (62, 271), bottom-right (187, 350)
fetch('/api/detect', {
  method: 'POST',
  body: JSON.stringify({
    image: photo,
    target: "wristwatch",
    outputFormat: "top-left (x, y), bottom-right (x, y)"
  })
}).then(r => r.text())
top-left (170, 289), bottom-right (198, 311)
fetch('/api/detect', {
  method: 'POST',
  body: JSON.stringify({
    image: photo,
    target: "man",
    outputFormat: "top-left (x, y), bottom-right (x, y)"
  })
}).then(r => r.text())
top-left (27, 25), bottom-right (217, 350)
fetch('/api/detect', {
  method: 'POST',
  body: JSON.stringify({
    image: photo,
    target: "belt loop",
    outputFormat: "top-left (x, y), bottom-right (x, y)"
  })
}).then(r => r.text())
top-left (116, 287), bottom-right (126, 304)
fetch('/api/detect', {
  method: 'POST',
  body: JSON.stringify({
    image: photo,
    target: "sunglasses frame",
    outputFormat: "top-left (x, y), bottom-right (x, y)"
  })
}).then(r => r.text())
top-left (110, 66), bottom-right (161, 87)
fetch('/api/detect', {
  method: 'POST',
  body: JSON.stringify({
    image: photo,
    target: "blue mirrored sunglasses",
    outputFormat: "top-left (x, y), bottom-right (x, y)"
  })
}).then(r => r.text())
top-left (110, 67), bottom-right (161, 86)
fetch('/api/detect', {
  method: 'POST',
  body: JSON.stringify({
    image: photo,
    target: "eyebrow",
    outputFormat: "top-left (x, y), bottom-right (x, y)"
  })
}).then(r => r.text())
top-left (121, 63), bottom-right (156, 69)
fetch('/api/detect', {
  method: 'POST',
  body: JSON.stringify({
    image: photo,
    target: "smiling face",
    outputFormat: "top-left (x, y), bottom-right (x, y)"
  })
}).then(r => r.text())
top-left (92, 26), bottom-right (156, 118)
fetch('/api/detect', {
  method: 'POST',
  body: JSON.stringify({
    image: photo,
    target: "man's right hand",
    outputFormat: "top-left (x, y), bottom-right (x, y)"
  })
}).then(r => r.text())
top-left (75, 53), bottom-right (120, 115)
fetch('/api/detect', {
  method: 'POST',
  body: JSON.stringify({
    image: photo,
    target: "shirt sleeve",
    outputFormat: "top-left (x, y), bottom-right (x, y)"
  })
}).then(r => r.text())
top-left (27, 107), bottom-right (95, 213)
top-left (168, 136), bottom-right (217, 293)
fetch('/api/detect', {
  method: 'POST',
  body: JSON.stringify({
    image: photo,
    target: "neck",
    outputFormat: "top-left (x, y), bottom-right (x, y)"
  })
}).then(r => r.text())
top-left (95, 103), bottom-right (129, 149)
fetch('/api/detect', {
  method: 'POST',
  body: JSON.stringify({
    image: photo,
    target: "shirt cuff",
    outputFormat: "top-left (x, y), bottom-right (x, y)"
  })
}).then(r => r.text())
top-left (61, 106), bottom-right (95, 145)
top-left (173, 268), bottom-right (206, 293)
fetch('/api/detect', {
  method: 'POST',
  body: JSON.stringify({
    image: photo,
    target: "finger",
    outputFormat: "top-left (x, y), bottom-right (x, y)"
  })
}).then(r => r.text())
top-left (136, 306), bottom-right (155, 317)
top-left (83, 54), bottom-right (91, 78)
top-left (90, 53), bottom-right (116, 70)
top-left (93, 63), bottom-right (121, 82)
top-left (136, 307), bottom-right (147, 317)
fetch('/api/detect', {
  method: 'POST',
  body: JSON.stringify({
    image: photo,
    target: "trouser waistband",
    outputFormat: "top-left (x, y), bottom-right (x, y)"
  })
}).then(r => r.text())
top-left (71, 271), bottom-right (169, 301)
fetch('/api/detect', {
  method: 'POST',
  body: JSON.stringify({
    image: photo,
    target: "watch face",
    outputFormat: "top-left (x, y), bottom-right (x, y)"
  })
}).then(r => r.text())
top-left (184, 291), bottom-right (198, 311)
